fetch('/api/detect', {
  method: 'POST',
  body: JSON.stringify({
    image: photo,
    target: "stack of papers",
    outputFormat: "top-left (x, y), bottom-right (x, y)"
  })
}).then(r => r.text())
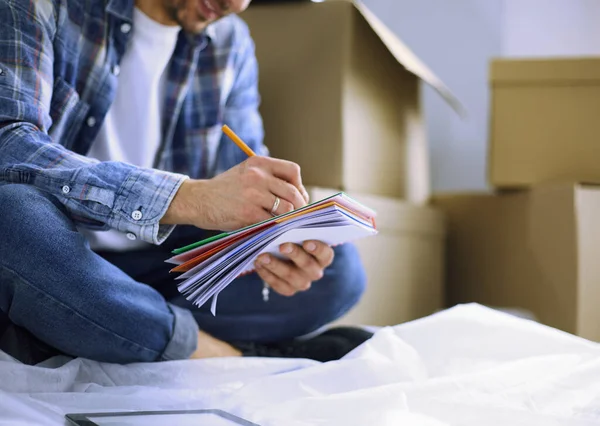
top-left (166, 193), bottom-right (378, 314)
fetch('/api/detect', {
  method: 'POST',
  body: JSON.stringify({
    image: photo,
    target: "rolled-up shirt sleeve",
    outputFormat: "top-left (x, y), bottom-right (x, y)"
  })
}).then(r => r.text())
top-left (0, 0), bottom-right (186, 245)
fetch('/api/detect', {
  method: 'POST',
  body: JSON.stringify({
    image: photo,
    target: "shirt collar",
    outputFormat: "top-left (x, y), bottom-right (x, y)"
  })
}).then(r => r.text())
top-left (184, 23), bottom-right (216, 47)
top-left (106, 0), bottom-right (135, 23)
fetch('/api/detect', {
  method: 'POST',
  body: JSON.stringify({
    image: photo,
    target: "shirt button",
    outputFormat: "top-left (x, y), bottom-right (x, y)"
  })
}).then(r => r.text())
top-left (131, 210), bottom-right (143, 221)
top-left (126, 232), bottom-right (137, 241)
top-left (86, 116), bottom-right (97, 127)
top-left (0, 68), bottom-right (4, 76)
top-left (112, 64), bottom-right (121, 76)
top-left (61, 185), bottom-right (71, 194)
top-left (120, 23), bottom-right (132, 34)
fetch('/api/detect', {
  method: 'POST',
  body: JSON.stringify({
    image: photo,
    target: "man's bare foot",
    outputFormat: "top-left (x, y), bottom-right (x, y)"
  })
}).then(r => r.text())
top-left (189, 330), bottom-right (242, 359)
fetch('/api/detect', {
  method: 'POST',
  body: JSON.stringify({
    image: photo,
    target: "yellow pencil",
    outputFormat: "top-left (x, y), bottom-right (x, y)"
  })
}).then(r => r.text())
top-left (222, 125), bottom-right (256, 157)
top-left (222, 126), bottom-right (268, 300)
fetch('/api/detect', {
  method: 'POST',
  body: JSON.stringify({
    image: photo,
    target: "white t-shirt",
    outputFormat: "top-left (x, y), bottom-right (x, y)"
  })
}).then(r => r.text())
top-left (83, 8), bottom-right (181, 252)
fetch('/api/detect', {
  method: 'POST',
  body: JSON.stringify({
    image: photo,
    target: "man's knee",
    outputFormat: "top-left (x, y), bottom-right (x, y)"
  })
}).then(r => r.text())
top-left (0, 184), bottom-right (72, 257)
top-left (0, 184), bottom-right (52, 219)
top-left (0, 184), bottom-right (65, 226)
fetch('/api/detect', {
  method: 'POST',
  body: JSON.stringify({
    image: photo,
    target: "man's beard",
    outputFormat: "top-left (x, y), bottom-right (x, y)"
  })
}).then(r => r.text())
top-left (165, 4), bottom-right (180, 25)
top-left (164, 0), bottom-right (186, 25)
top-left (163, 0), bottom-right (209, 33)
top-left (163, 0), bottom-right (236, 33)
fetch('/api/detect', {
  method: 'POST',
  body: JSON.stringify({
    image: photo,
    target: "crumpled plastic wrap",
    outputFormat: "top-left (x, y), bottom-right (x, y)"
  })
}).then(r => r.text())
top-left (1, 304), bottom-right (599, 426)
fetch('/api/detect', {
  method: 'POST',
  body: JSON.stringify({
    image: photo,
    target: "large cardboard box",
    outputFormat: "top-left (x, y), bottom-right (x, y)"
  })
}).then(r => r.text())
top-left (489, 57), bottom-right (600, 188)
top-left (307, 187), bottom-right (446, 326)
top-left (241, 1), bottom-right (459, 203)
top-left (434, 184), bottom-right (600, 341)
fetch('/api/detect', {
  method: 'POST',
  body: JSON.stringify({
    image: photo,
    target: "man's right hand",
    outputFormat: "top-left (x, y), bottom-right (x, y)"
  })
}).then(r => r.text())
top-left (161, 156), bottom-right (310, 231)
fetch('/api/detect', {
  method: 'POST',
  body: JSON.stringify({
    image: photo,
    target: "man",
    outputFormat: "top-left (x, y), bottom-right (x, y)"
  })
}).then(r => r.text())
top-left (0, 0), bottom-right (369, 365)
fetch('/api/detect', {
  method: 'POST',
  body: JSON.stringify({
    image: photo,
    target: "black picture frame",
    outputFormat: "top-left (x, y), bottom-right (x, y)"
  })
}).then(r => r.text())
top-left (65, 409), bottom-right (260, 426)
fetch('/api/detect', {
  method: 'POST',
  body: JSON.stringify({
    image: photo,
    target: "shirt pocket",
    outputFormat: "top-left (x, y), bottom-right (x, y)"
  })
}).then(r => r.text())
top-left (173, 123), bottom-right (223, 179)
top-left (48, 76), bottom-right (90, 150)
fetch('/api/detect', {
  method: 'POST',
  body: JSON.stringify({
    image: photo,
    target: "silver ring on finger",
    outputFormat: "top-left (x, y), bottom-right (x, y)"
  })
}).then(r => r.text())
top-left (270, 196), bottom-right (281, 216)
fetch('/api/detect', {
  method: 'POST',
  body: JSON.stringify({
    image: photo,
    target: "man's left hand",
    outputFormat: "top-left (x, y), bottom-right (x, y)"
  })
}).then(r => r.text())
top-left (254, 241), bottom-right (334, 297)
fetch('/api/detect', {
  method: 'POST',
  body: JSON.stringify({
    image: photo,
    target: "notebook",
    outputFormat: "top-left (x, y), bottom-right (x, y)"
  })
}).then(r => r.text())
top-left (166, 192), bottom-right (378, 314)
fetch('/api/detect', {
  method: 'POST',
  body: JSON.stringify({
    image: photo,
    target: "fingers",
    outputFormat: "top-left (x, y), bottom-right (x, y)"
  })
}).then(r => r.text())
top-left (245, 204), bottom-right (272, 224)
top-left (279, 243), bottom-right (324, 281)
top-left (268, 195), bottom-right (294, 216)
top-left (239, 169), bottom-right (292, 216)
top-left (255, 258), bottom-right (304, 297)
top-left (302, 241), bottom-right (335, 268)
top-left (241, 158), bottom-right (306, 215)
top-left (249, 157), bottom-right (309, 204)
top-left (254, 242), bottom-right (333, 297)
top-left (250, 188), bottom-right (294, 216)
top-left (268, 179), bottom-right (306, 212)
top-left (255, 252), bottom-right (312, 295)
top-left (253, 240), bottom-right (336, 299)
top-left (202, 155), bottom-right (308, 230)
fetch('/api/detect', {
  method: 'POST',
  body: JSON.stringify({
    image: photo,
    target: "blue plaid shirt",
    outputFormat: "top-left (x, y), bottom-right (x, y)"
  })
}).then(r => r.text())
top-left (0, 0), bottom-right (267, 245)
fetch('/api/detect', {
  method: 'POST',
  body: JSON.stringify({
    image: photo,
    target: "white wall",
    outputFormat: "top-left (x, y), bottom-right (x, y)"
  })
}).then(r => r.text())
top-left (364, 0), bottom-right (600, 193)
top-left (362, 0), bottom-right (504, 193)
top-left (504, 0), bottom-right (600, 57)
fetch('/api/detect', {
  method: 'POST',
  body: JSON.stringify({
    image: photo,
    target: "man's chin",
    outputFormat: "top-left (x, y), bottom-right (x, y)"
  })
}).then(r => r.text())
top-left (183, 19), bottom-right (216, 34)
top-left (175, 8), bottom-right (218, 34)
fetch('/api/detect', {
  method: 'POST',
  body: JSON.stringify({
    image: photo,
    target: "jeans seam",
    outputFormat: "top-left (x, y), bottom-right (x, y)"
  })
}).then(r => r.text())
top-left (0, 262), bottom-right (163, 359)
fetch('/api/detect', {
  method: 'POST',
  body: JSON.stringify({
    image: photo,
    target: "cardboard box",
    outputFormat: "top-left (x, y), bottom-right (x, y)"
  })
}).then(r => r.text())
top-left (241, 1), bottom-right (459, 203)
top-left (489, 57), bottom-right (600, 188)
top-left (434, 184), bottom-right (600, 341)
top-left (307, 187), bottom-right (446, 326)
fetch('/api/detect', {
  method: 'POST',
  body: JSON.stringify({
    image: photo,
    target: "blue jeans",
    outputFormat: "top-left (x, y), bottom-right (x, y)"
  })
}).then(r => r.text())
top-left (0, 184), bottom-right (367, 364)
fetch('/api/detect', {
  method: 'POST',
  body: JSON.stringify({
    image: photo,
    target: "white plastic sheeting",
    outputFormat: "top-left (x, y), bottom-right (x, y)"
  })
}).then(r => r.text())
top-left (1, 304), bottom-right (599, 425)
